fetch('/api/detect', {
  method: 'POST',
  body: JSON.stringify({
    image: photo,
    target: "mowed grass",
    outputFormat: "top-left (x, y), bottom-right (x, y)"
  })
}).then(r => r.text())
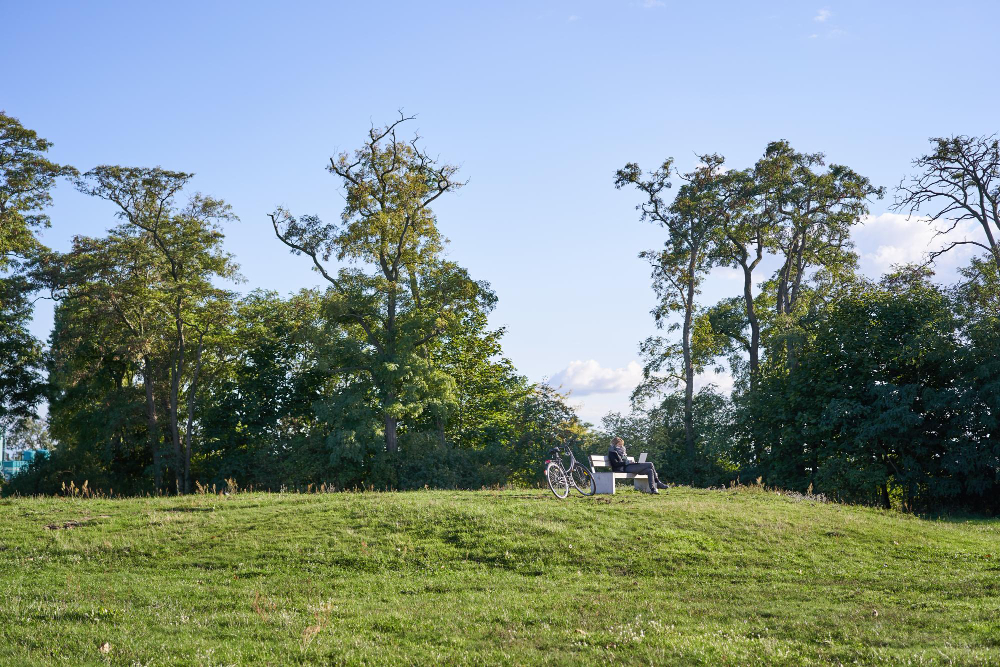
top-left (0, 487), bottom-right (997, 666)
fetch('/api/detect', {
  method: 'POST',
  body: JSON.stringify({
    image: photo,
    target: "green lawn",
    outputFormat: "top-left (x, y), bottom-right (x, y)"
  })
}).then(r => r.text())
top-left (0, 486), bottom-right (997, 665)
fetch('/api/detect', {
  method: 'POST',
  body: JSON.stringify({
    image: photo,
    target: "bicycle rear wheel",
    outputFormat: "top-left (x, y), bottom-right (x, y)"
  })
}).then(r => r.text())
top-left (571, 465), bottom-right (595, 496)
top-left (546, 462), bottom-right (570, 499)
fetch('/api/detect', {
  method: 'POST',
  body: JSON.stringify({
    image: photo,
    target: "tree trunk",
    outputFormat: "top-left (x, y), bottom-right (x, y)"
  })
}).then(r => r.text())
top-left (182, 335), bottom-right (205, 495)
top-left (385, 414), bottom-right (398, 454)
top-left (743, 262), bottom-right (763, 466)
top-left (383, 278), bottom-right (398, 455)
top-left (742, 260), bottom-right (761, 381)
top-left (169, 363), bottom-right (182, 494)
top-left (682, 255), bottom-right (696, 469)
top-left (142, 355), bottom-right (161, 492)
top-left (985, 224), bottom-right (1000, 273)
top-left (169, 322), bottom-right (185, 495)
top-left (436, 416), bottom-right (447, 448)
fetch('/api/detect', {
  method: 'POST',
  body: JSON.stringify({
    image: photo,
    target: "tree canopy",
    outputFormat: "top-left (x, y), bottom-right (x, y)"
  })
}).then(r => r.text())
top-left (1, 113), bottom-right (997, 514)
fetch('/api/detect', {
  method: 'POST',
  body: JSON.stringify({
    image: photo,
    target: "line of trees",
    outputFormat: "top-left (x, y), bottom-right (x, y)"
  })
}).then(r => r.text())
top-left (2, 109), bottom-right (997, 513)
top-left (613, 137), bottom-right (1000, 514)
top-left (1, 112), bottom-right (586, 495)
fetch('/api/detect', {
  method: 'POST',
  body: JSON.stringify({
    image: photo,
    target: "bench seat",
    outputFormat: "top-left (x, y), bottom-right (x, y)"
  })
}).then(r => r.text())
top-left (589, 453), bottom-right (652, 494)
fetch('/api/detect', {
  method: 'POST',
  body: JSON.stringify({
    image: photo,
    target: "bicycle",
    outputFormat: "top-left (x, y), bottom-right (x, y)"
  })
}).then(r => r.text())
top-left (544, 444), bottom-right (596, 498)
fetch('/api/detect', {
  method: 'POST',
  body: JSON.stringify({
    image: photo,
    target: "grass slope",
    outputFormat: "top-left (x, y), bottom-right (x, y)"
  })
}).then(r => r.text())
top-left (0, 487), bottom-right (997, 665)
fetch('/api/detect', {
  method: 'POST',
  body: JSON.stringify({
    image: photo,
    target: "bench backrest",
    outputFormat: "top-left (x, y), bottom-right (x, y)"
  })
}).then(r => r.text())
top-left (590, 455), bottom-right (611, 468)
top-left (590, 453), bottom-right (647, 468)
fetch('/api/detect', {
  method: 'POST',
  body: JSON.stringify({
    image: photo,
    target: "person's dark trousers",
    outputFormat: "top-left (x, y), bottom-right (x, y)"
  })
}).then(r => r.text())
top-left (623, 462), bottom-right (660, 489)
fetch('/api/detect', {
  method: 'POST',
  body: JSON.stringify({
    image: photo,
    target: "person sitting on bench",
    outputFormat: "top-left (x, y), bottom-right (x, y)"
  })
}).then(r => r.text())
top-left (607, 436), bottom-right (669, 494)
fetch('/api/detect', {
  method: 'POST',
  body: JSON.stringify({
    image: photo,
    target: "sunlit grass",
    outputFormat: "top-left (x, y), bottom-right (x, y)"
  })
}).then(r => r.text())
top-left (0, 487), bottom-right (997, 665)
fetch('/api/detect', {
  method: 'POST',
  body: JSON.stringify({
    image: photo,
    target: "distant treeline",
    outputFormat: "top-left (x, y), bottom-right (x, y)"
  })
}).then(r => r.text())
top-left (1, 111), bottom-right (997, 513)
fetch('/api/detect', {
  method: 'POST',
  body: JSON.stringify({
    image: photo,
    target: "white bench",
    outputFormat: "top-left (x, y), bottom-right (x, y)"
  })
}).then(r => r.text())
top-left (589, 453), bottom-right (652, 494)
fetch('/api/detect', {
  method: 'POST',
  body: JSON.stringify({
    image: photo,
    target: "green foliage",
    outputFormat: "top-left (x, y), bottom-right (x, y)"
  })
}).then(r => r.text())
top-left (271, 115), bottom-right (487, 457)
top-left (0, 111), bottom-right (77, 266)
top-left (611, 140), bottom-right (997, 515)
top-left (16, 275), bottom-right (582, 495)
top-left (949, 258), bottom-right (1000, 510)
top-left (739, 269), bottom-right (999, 513)
top-left (0, 113), bottom-right (75, 431)
top-left (0, 276), bottom-right (46, 429)
top-left (4, 117), bottom-right (993, 514)
top-left (11, 167), bottom-right (243, 496)
top-left (4, 416), bottom-right (53, 453)
top-left (195, 289), bottom-right (328, 487)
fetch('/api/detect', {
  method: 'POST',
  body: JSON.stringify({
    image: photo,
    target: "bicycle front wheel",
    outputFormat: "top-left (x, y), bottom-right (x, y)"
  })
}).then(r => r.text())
top-left (571, 465), bottom-right (596, 496)
top-left (546, 462), bottom-right (570, 499)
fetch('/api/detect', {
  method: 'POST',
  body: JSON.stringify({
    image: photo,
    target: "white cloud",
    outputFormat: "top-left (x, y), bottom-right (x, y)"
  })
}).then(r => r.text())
top-left (694, 369), bottom-right (735, 395)
top-left (551, 365), bottom-right (736, 425)
top-left (549, 359), bottom-right (643, 396)
top-left (854, 212), bottom-right (981, 281)
top-left (814, 8), bottom-right (832, 22)
top-left (561, 392), bottom-right (628, 425)
top-left (643, 0), bottom-right (666, 7)
top-left (567, 14), bottom-right (580, 22)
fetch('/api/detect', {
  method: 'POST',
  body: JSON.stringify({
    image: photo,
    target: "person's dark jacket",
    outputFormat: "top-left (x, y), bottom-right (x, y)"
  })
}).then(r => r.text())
top-left (607, 447), bottom-right (628, 473)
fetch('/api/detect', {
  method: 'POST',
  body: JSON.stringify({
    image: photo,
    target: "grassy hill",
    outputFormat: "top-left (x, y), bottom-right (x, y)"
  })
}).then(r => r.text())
top-left (0, 486), bottom-right (997, 665)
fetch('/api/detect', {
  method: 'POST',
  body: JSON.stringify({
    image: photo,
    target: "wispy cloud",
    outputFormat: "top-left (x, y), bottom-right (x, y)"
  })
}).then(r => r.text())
top-left (643, 0), bottom-right (666, 7)
top-left (854, 212), bottom-right (981, 280)
top-left (814, 8), bottom-right (832, 22)
top-left (549, 360), bottom-right (643, 396)
top-left (567, 14), bottom-right (580, 22)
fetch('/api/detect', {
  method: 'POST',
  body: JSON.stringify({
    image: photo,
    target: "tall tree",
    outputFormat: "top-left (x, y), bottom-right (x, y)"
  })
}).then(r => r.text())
top-left (56, 229), bottom-right (168, 488)
top-left (755, 141), bottom-right (882, 366)
top-left (75, 167), bottom-right (239, 493)
top-left (699, 159), bottom-right (771, 382)
top-left (615, 158), bottom-right (722, 468)
top-left (894, 134), bottom-right (1000, 272)
top-left (271, 114), bottom-right (488, 456)
top-left (46, 275), bottom-right (152, 494)
top-left (0, 112), bottom-right (76, 431)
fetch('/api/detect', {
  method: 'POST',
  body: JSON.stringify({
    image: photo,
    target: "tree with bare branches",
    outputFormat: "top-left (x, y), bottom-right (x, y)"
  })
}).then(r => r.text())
top-left (615, 158), bottom-right (724, 468)
top-left (270, 114), bottom-right (489, 457)
top-left (894, 134), bottom-right (1000, 272)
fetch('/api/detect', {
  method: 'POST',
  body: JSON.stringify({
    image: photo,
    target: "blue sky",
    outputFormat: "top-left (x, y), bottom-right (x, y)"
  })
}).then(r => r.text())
top-left (4, 1), bottom-right (998, 422)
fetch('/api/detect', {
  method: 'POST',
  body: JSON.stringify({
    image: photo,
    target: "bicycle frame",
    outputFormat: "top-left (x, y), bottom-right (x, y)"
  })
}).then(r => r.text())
top-left (547, 445), bottom-right (589, 477)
